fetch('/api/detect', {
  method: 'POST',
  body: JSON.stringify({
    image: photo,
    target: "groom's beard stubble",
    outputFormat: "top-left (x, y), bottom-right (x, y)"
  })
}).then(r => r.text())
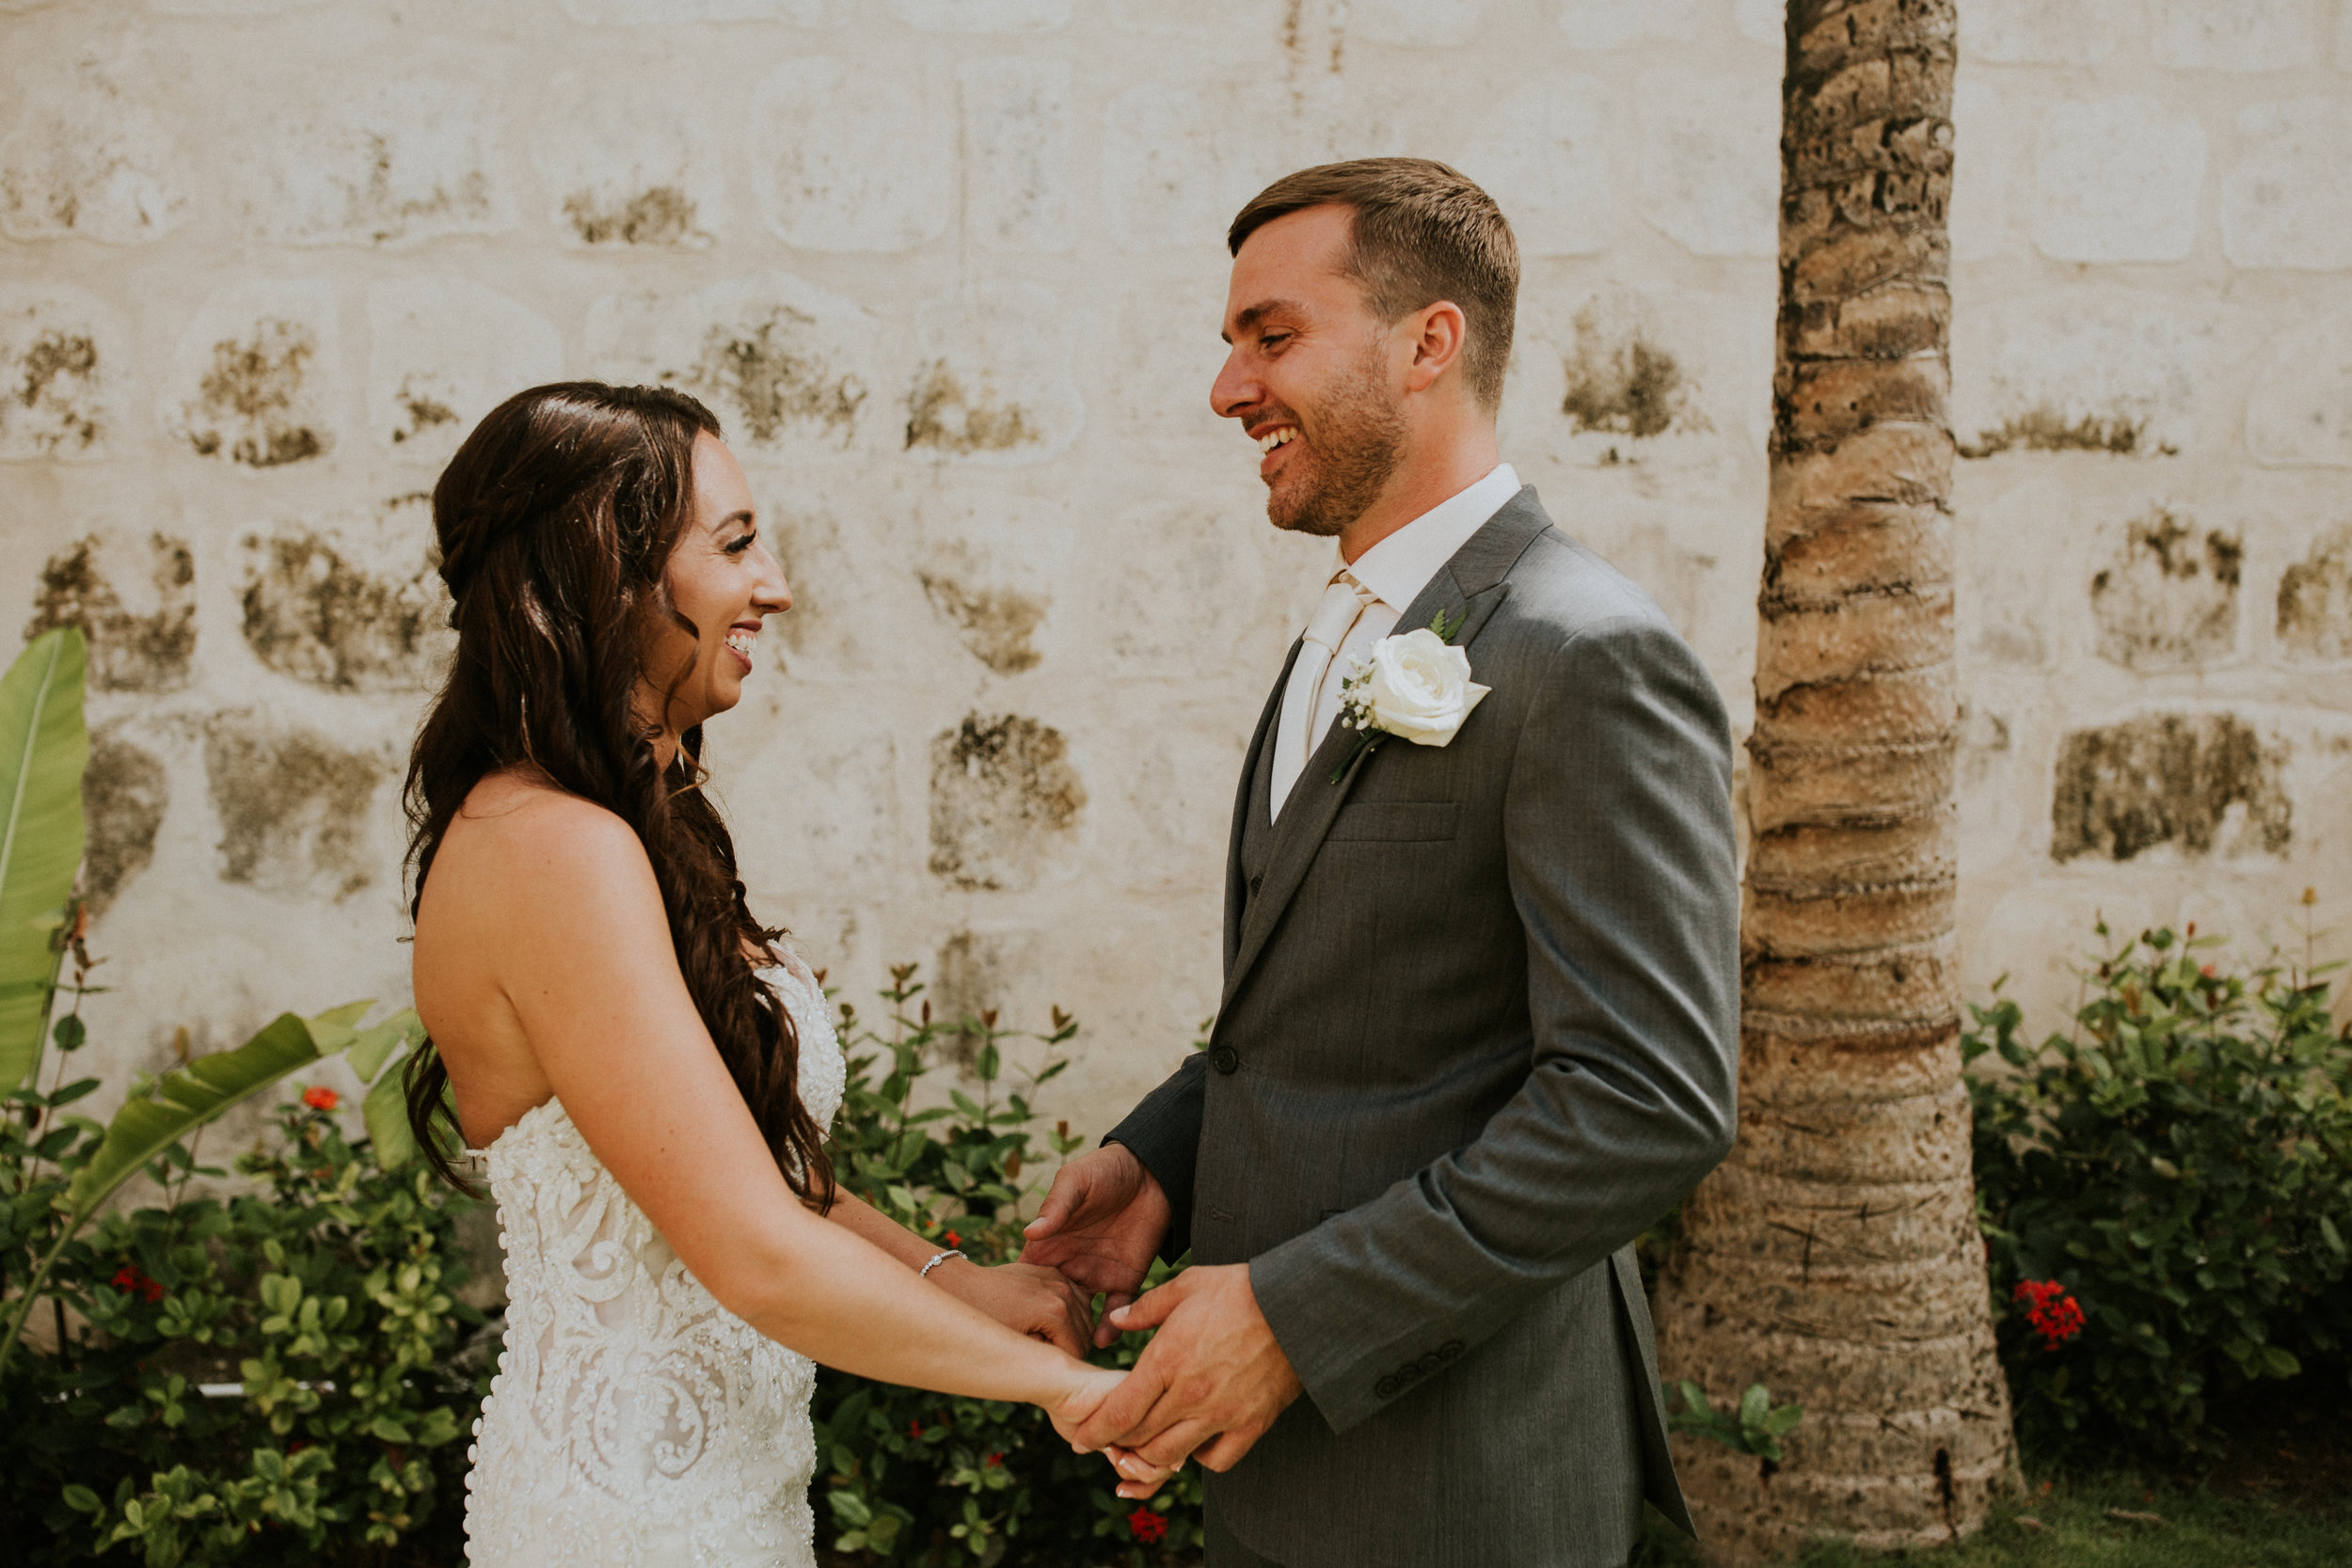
top-left (1265, 354), bottom-right (1408, 540)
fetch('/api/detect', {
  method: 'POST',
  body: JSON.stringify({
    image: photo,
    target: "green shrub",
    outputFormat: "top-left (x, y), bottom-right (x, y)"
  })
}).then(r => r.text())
top-left (813, 966), bottom-right (1203, 1568)
top-left (1965, 917), bottom-right (2352, 1458)
top-left (3, 1075), bottom-right (486, 1564)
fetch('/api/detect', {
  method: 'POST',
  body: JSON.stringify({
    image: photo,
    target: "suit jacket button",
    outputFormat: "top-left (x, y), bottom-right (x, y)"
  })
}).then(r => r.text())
top-left (1211, 1046), bottom-right (1239, 1074)
top-left (1247, 873), bottom-right (1263, 897)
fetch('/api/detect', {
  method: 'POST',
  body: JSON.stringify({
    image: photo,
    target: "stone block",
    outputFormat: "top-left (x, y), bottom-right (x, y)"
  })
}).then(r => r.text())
top-left (889, 0), bottom-right (1070, 29)
top-left (149, 0), bottom-right (328, 13)
top-left (1956, 477), bottom-right (2060, 668)
top-left (203, 716), bottom-right (389, 900)
top-left (2089, 506), bottom-right (2241, 671)
top-left (1080, 495), bottom-right (1284, 673)
top-left (237, 73), bottom-right (509, 246)
top-left (751, 56), bottom-right (952, 253)
top-left (2277, 524), bottom-right (2352, 660)
top-left (908, 489), bottom-right (1078, 674)
top-left (959, 58), bottom-right (1073, 253)
top-left (2030, 97), bottom-right (2205, 263)
top-left (1734, 0), bottom-right (1782, 45)
top-left (161, 280), bottom-right (341, 468)
top-left (82, 726), bottom-right (167, 919)
top-left (1506, 287), bottom-right (1743, 481)
top-left (2051, 713), bottom-right (2291, 863)
top-left (1960, 0), bottom-right (2124, 64)
top-left (2247, 309), bottom-right (2352, 467)
top-left (560, 0), bottom-right (839, 21)
top-left (1106, 0), bottom-right (1286, 39)
top-left (0, 57), bottom-right (192, 244)
top-left (905, 282), bottom-right (1082, 464)
top-left (1559, 0), bottom-right (1699, 49)
top-left (718, 714), bottom-right (900, 890)
top-left (1108, 279), bottom-right (1235, 454)
top-left (929, 712), bottom-right (1086, 892)
top-left (366, 278), bottom-right (563, 465)
top-left (2151, 0), bottom-right (2319, 71)
top-left (586, 272), bottom-right (881, 461)
top-left (24, 530), bottom-right (197, 691)
top-left (1102, 74), bottom-right (1289, 253)
top-left (1637, 68), bottom-right (1779, 259)
top-left (0, 287), bottom-right (117, 460)
top-left (1348, 0), bottom-right (1489, 46)
top-left (534, 71), bottom-right (723, 246)
top-left (1454, 75), bottom-right (1615, 258)
top-left (1950, 71), bottom-right (2027, 261)
top-left (2221, 98), bottom-right (2352, 271)
top-left (760, 492), bottom-right (937, 681)
top-left (1951, 290), bottom-right (2211, 459)
top-left (237, 495), bottom-right (453, 692)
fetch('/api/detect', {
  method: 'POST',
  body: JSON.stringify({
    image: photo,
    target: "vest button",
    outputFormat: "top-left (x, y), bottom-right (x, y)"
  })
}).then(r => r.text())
top-left (1248, 874), bottom-right (1263, 897)
top-left (1211, 1046), bottom-right (1240, 1075)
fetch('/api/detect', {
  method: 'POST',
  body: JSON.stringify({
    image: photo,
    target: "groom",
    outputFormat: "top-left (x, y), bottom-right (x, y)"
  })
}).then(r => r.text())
top-left (1022, 159), bottom-right (1740, 1566)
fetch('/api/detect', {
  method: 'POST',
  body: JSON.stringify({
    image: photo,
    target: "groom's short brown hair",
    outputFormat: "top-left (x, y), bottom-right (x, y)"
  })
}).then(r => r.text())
top-left (1229, 158), bottom-right (1519, 410)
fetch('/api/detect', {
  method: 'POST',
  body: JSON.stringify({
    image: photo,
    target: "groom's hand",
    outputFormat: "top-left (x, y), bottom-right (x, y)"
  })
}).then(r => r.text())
top-left (1070, 1263), bottom-right (1302, 1477)
top-left (1019, 1144), bottom-right (1170, 1348)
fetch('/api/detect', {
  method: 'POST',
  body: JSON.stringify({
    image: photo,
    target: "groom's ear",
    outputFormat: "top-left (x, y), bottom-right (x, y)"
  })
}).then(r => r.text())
top-left (1402, 300), bottom-right (1470, 396)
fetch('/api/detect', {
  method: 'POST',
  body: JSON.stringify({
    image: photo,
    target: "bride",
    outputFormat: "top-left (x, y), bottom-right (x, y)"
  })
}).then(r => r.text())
top-left (403, 382), bottom-right (1144, 1565)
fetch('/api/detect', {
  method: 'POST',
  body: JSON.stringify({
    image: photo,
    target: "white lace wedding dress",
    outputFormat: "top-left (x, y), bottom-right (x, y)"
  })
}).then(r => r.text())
top-left (463, 965), bottom-right (846, 1567)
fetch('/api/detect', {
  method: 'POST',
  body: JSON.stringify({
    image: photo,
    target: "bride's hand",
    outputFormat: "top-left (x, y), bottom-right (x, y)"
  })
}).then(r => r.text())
top-left (1045, 1368), bottom-right (1183, 1499)
top-left (930, 1259), bottom-right (1096, 1356)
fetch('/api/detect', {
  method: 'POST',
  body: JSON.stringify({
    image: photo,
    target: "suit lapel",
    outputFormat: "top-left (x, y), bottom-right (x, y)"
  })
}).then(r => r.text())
top-left (1218, 487), bottom-right (1555, 1013)
top-left (1223, 641), bottom-right (1301, 974)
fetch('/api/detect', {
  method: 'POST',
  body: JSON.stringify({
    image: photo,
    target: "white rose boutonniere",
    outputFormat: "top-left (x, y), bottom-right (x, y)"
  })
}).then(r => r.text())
top-left (1329, 609), bottom-right (1492, 782)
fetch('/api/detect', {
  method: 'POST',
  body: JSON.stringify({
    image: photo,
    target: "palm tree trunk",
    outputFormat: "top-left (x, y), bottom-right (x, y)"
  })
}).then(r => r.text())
top-left (1653, 1), bottom-right (2014, 1556)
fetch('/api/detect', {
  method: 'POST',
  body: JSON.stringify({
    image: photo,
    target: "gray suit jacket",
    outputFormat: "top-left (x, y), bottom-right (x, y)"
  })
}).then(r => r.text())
top-left (1108, 488), bottom-right (1740, 1568)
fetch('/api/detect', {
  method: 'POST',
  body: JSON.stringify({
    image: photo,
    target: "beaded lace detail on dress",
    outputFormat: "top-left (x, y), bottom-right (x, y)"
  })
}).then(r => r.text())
top-left (464, 966), bottom-right (845, 1568)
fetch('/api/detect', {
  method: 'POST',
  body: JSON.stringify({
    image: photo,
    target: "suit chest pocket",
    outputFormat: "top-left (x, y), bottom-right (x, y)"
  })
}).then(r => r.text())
top-left (1327, 800), bottom-right (1457, 842)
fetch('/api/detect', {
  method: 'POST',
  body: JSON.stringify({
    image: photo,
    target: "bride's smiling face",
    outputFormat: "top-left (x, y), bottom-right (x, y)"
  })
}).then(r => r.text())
top-left (641, 433), bottom-right (790, 745)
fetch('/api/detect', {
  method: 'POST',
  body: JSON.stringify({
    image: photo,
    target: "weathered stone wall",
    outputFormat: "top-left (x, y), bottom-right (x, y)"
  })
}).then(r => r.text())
top-left (1, 0), bottom-right (2344, 1143)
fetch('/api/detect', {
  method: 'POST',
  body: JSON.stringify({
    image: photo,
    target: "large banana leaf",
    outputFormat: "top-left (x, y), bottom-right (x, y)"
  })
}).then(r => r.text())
top-left (0, 628), bottom-right (88, 1091)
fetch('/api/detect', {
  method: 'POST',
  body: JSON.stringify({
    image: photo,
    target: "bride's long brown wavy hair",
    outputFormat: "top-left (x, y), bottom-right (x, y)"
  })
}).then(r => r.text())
top-left (403, 381), bottom-right (833, 1209)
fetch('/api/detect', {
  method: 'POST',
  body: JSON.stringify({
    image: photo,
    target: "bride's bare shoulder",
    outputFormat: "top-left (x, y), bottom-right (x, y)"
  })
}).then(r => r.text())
top-left (436, 771), bottom-right (650, 891)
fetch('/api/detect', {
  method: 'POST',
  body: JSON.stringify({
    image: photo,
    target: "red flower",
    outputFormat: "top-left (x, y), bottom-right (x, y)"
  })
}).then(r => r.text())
top-left (302, 1085), bottom-right (340, 1112)
top-left (2011, 1279), bottom-right (2085, 1351)
top-left (909, 1421), bottom-right (924, 1439)
top-left (1128, 1507), bottom-right (1168, 1544)
top-left (984, 1451), bottom-right (1002, 1467)
top-left (112, 1264), bottom-right (165, 1304)
top-left (944, 1229), bottom-right (961, 1248)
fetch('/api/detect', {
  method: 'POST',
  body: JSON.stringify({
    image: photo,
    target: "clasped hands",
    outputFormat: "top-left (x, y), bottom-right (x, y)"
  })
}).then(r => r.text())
top-left (1017, 1143), bottom-right (1304, 1498)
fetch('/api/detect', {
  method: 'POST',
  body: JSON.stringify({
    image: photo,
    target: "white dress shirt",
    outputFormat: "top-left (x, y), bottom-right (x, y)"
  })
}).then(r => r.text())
top-left (1271, 463), bottom-right (1520, 815)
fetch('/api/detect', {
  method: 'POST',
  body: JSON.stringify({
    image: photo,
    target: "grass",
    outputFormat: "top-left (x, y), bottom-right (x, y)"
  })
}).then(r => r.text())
top-left (1636, 1466), bottom-right (2351, 1567)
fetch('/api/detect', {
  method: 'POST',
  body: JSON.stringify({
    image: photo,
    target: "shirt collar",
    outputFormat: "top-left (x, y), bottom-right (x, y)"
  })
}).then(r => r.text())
top-left (1341, 463), bottom-right (1520, 612)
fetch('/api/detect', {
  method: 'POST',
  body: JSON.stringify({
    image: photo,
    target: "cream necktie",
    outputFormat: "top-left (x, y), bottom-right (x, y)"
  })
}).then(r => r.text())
top-left (1269, 571), bottom-right (1377, 819)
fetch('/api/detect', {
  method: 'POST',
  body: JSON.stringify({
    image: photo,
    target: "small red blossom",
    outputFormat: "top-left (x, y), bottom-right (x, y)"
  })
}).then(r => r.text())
top-left (112, 1265), bottom-right (165, 1304)
top-left (984, 1451), bottom-right (1002, 1467)
top-left (944, 1230), bottom-right (961, 1248)
top-left (2012, 1279), bottom-right (2085, 1351)
top-left (909, 1421), bottom-right (924, 1439)
top-left (302, 1085), bottom-right (340, 1111)
top-left (1128, 1507), bottom-right (1168, 1544)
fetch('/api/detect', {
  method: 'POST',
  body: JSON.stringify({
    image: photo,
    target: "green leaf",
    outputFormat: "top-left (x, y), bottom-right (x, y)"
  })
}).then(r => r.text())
top-left (345, 1010), bottom-right (421, 1085)
top-left (1739, 1384), bottom-right (1771, 1431)
top-left (0, 629), bottom-right (88, 1093)
top-left (2322, 1214), bottom-right (2346, 1256)
top-left (61, 1483), bottom-right (102, 1513)
top-left (363, 1055), bottom-right (418, 1170)
top-left (2259, 1345), bottom-right (2302, 1379)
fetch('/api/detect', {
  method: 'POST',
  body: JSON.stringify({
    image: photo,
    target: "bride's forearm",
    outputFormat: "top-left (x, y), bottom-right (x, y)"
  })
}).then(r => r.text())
top-left (726, 1214), bottom-right (1076, 1405)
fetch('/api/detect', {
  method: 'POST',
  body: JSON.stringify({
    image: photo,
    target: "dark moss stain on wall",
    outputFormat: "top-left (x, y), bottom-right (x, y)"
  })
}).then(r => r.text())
top-left (389, 379), bottom-right (458, 445)
top-left (905, 361), bottom-right (1040, 454)
top-left (2277, 525), bottom-right (2352, 661)
top-left (239, 528), bottom-right (453, 692)
top-left (347, 132), bottom-right (494, 243)
top-left (933, 928), bottom-right (1011, 1065)
top-left (917, 571), bottom-right (1044, 674)
top-left (685, 310), bottom-right (864, 447)
top-left (203, 719), bottom-right (384, 900)
top-left (9, 329), bottom-right (102, 453)
top-left (564, 185), bottom-right (697, 245)
top-left (1561, 309), bottom-right (1687, 440)
top-left (1958, 409), bottom-right (2167, 459)
top-left (2052, 713), bottom-right (2290, 863)
top-left (188, 319), bottom-right (329, 467)
top-left (25, 533), bottom-right (197, 692)
top-left (929, 713), bottom-right (1085, 892)
top-left (2090, 507), bottom-right (2240, 671)
top-left (81, 730), bottom-right (168, 917)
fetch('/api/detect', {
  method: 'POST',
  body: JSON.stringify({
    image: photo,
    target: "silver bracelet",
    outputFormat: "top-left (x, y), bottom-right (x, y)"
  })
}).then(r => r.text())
top-left (918, 1248), bottom-right (967, 1280)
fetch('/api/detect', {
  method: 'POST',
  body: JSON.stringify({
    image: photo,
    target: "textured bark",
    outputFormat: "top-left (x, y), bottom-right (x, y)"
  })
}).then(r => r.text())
top-left (1653, 2), bottom-right (2015, 1558)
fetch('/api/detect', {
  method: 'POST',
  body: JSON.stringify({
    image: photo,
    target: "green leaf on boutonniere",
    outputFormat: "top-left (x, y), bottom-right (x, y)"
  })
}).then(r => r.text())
top-left (1329, 731), bottom-right (1384, 784)
top-left (1428, 608), bottom-right (1461, 642)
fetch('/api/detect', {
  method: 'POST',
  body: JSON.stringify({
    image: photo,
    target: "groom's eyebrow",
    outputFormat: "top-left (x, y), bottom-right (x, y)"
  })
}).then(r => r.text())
top-left (1222, 298), bottom-right (1307, 343)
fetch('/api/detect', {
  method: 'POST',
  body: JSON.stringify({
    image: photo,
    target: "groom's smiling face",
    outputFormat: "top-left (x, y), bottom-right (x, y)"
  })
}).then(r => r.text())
top-left (1213, 203), bottom-right (1408, 539)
